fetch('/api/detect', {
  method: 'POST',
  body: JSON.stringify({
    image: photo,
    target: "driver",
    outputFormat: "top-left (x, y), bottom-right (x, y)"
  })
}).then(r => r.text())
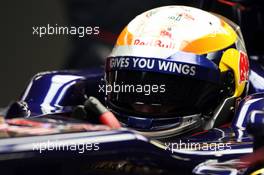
top-left (104, 6), bottom-right (249, 138)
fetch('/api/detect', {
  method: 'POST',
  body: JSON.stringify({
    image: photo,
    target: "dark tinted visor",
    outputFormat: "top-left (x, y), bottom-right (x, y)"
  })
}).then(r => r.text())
top-left (106, 70), bottom-right (221, 118)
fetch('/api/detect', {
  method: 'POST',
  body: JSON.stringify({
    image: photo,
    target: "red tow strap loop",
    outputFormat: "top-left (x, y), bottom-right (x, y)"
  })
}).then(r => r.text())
top-left (85, 97), bottom-right (121, 129)
top-left (99, 111), bottom-right (121, 129)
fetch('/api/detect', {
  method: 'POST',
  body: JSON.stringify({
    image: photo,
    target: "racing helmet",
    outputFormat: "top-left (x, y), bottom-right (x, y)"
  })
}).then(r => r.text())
top-left (105, 6), bottom-right (249, 138)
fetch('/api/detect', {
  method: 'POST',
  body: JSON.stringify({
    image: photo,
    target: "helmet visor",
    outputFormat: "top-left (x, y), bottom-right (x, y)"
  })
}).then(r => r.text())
top-left (106, 70), bottom-right (221, 118)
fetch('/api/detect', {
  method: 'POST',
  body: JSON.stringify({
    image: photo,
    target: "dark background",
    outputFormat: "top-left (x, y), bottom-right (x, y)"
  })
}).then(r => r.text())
top-left (0, 0), bottom-right (263, 106)
top-left (0, 1), bottom-right (68, 106)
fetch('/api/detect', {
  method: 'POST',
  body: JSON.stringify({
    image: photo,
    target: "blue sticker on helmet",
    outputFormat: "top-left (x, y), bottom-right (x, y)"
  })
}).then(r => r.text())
top-left (106, 54), bottom-right (220, 83)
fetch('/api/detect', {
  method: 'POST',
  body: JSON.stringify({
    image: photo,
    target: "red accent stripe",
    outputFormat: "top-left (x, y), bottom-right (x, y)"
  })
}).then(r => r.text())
top-left (219, 122), bottom-right (231, 128)
top-left (217, 0), bottom-right (246, 10)
top-left (218, 0), bottom-right (237, 7)
top-left (191, 130), bottom-right (209, 137)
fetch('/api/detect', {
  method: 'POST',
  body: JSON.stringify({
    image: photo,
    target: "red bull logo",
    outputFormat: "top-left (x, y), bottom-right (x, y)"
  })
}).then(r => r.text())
top-left (239, 51), bottom-right (249, 83)
top-left (133, 38), bottom-right (176, 49)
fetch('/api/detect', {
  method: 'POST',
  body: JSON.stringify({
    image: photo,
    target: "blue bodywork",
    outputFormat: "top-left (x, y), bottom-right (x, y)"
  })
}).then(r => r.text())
top-left (1, 58), bottom-right (263, 174)
top-left (20, 68), bottom-right (105, 115)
